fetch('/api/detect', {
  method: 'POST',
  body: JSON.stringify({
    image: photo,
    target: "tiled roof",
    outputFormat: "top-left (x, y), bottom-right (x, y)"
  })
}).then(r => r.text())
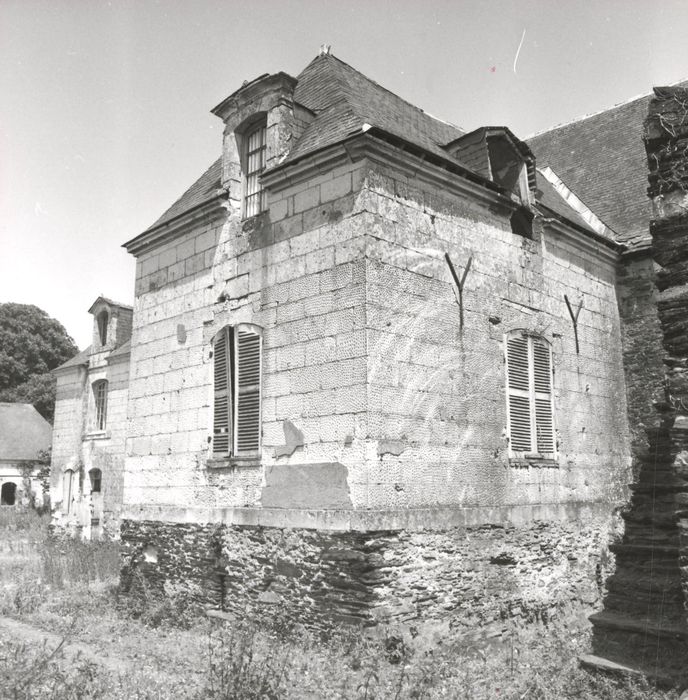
top-left (287, 54), bottom-right (465, 163)
top-left (526, 86), bottom-right (688, 248)
top-left (143, 158), bottom-right (222, 233)
top-left (0, 403), bottom-right (52, 462)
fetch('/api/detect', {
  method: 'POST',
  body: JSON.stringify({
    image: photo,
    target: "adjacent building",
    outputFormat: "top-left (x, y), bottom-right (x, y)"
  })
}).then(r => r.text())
top-left (0, 402), bottom-right (51, 509)
top-left (50, 297), bottom-right (131, 538)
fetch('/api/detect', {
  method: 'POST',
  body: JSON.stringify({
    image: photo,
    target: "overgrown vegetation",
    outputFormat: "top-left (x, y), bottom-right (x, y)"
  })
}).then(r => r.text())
top-left (0, 510), bottom-right (681, 699)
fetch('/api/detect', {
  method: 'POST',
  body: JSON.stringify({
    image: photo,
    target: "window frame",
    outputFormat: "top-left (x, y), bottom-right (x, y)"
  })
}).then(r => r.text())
top-left (504, 331), bottom-right (556, 461)
top-left (97, 310), bottom-right (109, 346)
top-left (241, 118), bottom-right (267, 219)
top-left (1, 482), bottom-right (17, 506)
top-left (212, 323), bottom-right (263, 462)
top-left (62, 469), bottom-right (74, 514)
top-left (89, 468), bottom-right (102, 494)
top-left (92, 379), bottom-right (108, 432)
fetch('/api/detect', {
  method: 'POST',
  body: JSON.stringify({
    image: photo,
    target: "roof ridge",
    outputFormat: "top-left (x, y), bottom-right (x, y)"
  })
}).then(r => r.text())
top-left (527, 76), bottom-right (688, 140)
top-left (321, 53), bottom-right (463, 134)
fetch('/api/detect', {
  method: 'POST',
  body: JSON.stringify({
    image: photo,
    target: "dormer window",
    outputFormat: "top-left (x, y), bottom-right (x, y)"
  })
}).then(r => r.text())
top-left (97, 310), bottom-right (109, 346)
top-left (243, 119), bottom-right (267, 218)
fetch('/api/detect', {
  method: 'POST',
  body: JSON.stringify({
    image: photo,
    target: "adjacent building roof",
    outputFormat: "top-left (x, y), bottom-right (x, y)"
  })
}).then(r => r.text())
top-left (0, 403), bottom-right (52, 462)
top-left (527, 84), bottom-right (688, 249)
top-left (54, 346), bottom-right (90, 371)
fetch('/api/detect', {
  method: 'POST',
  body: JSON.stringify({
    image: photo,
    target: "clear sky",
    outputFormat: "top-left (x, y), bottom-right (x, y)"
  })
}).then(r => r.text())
top-left (2, 0), bottom-right (688, 350)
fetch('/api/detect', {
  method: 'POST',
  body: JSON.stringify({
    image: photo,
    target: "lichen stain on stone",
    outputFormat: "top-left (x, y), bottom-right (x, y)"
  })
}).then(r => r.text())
top-left (273, 420), bottom-right (304, 458)
top-left (377, 439), bottom-right (407, 457)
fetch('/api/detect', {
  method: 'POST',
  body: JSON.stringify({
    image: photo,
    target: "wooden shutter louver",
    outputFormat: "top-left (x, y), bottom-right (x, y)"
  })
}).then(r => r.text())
top-left (533, 339), bottom-right (554, 454)
top-left (505, 333), bottom-right (555, 458)
top-left (213, 330), bottom-right (231, 455)
top-left (506, 336), bottom-right (532, 452)
top-left (234, 328), bottom-right (261, 454)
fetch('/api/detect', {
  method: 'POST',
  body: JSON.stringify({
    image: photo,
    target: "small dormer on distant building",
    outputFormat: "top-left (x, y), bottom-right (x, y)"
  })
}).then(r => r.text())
top-left (88, 297), bottom-right (133, 353)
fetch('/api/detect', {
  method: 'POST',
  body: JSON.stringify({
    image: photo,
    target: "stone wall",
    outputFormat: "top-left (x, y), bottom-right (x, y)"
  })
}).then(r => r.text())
top-left (120, 503), bottom-right (619, 634)
top-left (124, 149), bottom-right (631, 518)
top-left (616, 249), bottom-right (666, 473)
top-left (51, 350), bottom-right (129, 538)
top-left (588, 86), bottom-right (688, 685)
top-left (356, 160), bottom-right (629, 510)
top-left (123, 159), bottom-right (370, 512)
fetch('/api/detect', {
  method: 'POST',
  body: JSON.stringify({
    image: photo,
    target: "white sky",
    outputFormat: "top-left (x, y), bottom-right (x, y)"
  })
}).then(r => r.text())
top-left (2, 0), bottom-right (688, 349)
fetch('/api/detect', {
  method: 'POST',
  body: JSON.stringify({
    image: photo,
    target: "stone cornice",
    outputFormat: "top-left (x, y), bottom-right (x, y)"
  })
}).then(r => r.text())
top-left (123, 192), bottom-right (227, 257)
top-left (541, 216), bottom-right (622, 265)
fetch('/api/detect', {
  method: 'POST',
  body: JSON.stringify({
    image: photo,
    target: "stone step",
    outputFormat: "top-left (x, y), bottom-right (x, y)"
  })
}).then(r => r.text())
top-left (590, 610), bottom-right (688, 640)
top-left (579, 653), bottom-right (675, 688)
top-left (610, 542), bottom-right (679, 557)
top-left (603, 594), bottom-right (687, 620)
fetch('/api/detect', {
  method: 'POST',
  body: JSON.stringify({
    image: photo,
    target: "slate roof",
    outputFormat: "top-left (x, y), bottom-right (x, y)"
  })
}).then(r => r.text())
top-left (141, 52), bottom-right (606, 243)
top-left (143, 158), bottom-right (223, 234)
top-left (286, 54), bottom-right (465, 163)
top-left (534, 171), bottom-right (598, 236)
top-left (55, 346), bottom-right (90, 371)
top-left (527, 85), bottom-right (688, 249)
top-left (0, 403), bottom-right (52, 462)
top-left (143, 54), bottom-right (465, 235)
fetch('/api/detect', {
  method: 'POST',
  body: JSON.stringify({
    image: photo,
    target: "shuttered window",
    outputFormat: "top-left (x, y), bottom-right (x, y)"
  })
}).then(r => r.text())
top-left (505, 332), bottom-right (555, 458)
top-left (213, 325), bottom-right (262, 458)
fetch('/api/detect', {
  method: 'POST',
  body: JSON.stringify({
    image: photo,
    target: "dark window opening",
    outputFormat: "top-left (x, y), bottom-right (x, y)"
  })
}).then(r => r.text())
top-left (243, 121), bottom-right (267, 218)
top-left (89, 468), bottom-right (102, 493)
top-left (1, 482), bottom-right (17, 506)
top-left (97, 310), bottom-right (109, 345)
top-left (510, 207), bottom-right (534, 239)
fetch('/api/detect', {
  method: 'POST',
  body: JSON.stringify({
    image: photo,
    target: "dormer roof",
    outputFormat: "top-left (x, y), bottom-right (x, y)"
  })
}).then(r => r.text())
top-left (87, 296), bottom-right (133, 315)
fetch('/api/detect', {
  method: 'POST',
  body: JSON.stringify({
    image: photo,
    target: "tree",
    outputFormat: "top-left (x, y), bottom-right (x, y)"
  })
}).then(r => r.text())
top-left (0, 303), bottom-right (79, 422)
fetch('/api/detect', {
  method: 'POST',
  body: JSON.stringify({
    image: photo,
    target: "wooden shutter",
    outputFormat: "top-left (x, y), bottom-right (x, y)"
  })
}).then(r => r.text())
top-left (506, 335), bottom-right (532, 452)
top-left (233, 327), bottom-right (262, 455)
top-left (533, 339), bottom-right (554, 455)
top-left (505, 333), bottom-right (555, 458)
top-left (213, 329), bottom-right (232, 455)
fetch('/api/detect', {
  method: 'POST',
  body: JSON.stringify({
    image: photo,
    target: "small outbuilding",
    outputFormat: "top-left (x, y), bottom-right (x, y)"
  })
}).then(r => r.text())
top-left (0, 402), bottom-right (52, 509)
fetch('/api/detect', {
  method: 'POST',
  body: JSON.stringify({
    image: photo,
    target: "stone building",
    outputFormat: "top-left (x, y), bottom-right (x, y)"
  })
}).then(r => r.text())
top-left (50, 297), bottom-right (132, 538)
top-left (105, 49), bottom-right (635, 631)
top-left (0, 403), bottom-right (51, 509)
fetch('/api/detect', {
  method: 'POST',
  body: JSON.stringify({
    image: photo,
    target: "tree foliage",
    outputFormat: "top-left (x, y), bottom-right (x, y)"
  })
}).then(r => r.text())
top-left (0, 303), bottom-right (79, 422)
